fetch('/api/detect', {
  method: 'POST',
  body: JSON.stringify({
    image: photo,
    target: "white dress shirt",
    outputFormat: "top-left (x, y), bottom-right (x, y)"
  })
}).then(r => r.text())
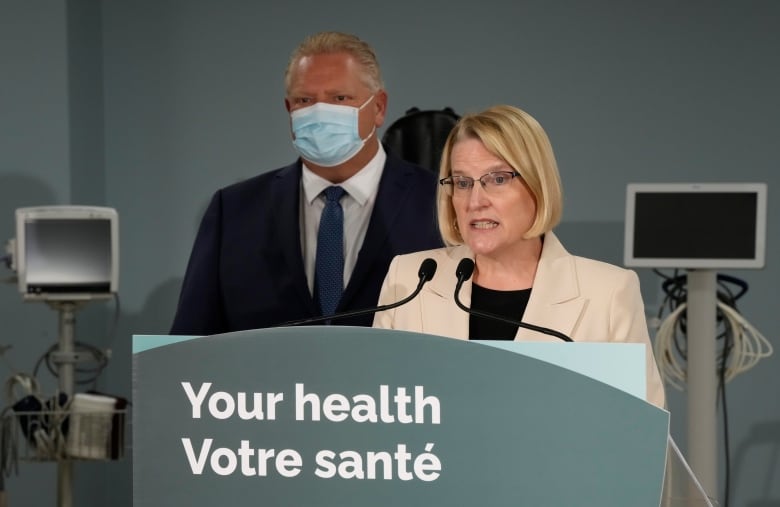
top-left (300, 145), bottom-right (386, 295)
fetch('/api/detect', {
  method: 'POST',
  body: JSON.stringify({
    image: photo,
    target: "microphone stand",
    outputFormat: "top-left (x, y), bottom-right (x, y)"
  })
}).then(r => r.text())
top-left (454, 260), bottom-right (573, 343)
top-left (281, 259), bottom-right (437, 327)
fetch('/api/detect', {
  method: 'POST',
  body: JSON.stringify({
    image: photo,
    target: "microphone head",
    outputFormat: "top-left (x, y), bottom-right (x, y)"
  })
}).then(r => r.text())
top-left (456, 258), bottom-right (475, 281)
top-left (418, 258), bottom-right (437, 282)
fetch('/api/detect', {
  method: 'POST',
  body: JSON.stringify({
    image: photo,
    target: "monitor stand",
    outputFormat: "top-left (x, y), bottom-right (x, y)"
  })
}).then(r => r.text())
top-left (685, 270), bottom-right (718, 502)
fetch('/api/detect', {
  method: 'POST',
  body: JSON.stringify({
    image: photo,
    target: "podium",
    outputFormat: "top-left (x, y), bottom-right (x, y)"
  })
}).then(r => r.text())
top-left (132, 327), bottom-right (709, 506)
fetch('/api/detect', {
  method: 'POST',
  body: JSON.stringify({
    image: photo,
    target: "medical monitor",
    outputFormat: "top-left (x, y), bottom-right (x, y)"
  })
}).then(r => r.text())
top-left (624, 183), bottom-right (767, 269)
top-left (14, 206), bottom-right (119, 301)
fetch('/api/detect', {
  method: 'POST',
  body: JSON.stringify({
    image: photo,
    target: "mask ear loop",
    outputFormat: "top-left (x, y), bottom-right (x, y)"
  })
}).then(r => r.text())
top-left (360, 125), bottom-right (377, 144)
top-left (357, 94), bottom-right (377, 143)
top-left (357, 93), bottom-right (375, 111)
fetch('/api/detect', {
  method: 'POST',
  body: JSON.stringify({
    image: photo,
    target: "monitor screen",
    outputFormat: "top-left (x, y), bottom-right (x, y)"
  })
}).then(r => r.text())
top-left (624, 183), bottom-right (767, 269)
top-left (24, 219), bottom-right (112, 292)
top-left (15, 206), bottom-right (119, 300)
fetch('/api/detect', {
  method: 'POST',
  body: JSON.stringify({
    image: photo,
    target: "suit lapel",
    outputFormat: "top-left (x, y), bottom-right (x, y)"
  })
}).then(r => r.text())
top-left (269, 162), bottom-right (318, 313)
top-left (424, 247), bottom-right (472, 340)
top-left (339, 156), bottom-right (411, 308)
top-left (519, 232), bottom-right (585, 341)
top-left (418, 236), bottom-right (584, 342)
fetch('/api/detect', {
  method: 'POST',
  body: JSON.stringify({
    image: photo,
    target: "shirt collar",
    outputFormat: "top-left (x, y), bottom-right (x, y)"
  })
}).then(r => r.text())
top-left (301, 144), bottom-right (386, 205)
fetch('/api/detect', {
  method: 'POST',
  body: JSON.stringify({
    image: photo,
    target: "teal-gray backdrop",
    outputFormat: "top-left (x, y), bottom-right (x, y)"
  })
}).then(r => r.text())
top-left (1, 1), bottom-right (777, 506)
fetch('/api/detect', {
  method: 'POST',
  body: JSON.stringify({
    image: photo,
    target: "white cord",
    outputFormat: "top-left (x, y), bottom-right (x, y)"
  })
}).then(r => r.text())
top-left (655, 304), bottom-right (689, 390)
top-left (718, 303), bottom-right (774, 381)
top-left (654, 301), bottom-right (773, 390)
top-left (4, 374), bottom-right (40, 405)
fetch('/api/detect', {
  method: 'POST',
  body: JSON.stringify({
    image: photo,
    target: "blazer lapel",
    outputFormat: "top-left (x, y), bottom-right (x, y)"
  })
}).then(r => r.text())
top-left (340, 157), bottom-right (411, 308)
top-left (519, 232), bottom-right (585, 341)
top-left (423, 246), bottom-right (472, 340)
top-left (415, 238), bottom-right (583, 342)
top-left (269, 163), bottom-right (318, 313)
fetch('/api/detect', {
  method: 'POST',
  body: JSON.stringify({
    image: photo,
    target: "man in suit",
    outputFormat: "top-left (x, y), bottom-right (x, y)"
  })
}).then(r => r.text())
top-left (170, 32), bottom-right (443, 335)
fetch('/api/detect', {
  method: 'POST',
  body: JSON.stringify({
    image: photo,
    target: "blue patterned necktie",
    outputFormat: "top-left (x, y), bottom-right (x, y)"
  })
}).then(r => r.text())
top-left (315, 186), bottom-right (347, 317)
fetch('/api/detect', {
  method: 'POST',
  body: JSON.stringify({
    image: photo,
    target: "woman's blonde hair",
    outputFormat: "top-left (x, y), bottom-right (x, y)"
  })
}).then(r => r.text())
top-left (437, 105), bottom-right (563, 245)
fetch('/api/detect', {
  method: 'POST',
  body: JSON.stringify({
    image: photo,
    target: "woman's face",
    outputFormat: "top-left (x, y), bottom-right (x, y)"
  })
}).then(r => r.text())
top-left (450, 138), bottom-right (537, 259)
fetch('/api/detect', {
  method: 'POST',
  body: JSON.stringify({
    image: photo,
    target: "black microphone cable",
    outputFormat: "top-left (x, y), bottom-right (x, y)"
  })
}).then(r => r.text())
top-left (453, 258), bottom-right (573, 343)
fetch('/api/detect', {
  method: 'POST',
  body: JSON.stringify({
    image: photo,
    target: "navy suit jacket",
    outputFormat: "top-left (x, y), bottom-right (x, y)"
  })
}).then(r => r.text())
top-left (170, 153), bottom-right (443, 334)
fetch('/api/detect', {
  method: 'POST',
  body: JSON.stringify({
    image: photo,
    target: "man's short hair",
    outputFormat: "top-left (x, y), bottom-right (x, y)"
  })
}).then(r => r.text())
top-left (284, 31), bottom-right (384, 93)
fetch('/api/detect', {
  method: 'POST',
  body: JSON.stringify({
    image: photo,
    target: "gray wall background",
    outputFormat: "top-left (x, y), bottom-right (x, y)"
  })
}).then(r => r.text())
top-left (1, 1), bottom-right (777, 506)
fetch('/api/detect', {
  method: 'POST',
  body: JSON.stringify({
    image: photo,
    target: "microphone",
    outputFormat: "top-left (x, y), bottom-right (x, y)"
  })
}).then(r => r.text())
top-left (281, 258), bottom-right (438, 327)
top-left (453, 258), bottom-right (573, 342)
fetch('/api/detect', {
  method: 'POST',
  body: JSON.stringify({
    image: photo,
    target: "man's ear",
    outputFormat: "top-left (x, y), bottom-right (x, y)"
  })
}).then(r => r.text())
top-left (373, 90), bottom-right (388, 127)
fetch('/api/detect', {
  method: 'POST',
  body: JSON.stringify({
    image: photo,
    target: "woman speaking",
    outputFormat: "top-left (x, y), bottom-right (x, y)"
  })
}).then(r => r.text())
top-left (373, 105), bottom-right (665, 409)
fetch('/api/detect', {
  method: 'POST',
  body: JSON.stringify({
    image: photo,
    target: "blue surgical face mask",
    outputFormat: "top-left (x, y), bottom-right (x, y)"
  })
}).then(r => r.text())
top-left (290, 95), bottom-right (376, 167)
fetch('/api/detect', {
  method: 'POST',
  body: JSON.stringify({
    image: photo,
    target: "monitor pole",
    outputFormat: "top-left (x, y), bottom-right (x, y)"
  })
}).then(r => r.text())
top-left (49, 300), bottom-right (85, 507)
top-left (686, 269), bottom-right (718, 503)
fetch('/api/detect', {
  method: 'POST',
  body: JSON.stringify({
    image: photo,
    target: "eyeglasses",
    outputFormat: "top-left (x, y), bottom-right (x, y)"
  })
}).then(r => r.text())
top-left (439, 171), bottom-right (521, 196)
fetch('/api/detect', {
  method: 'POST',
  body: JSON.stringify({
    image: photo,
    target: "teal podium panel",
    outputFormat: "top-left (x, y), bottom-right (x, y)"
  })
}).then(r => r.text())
top-left (133, 327), bottom-right (668, 506)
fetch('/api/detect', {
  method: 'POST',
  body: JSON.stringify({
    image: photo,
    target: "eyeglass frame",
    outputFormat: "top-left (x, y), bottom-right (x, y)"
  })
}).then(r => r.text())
top-left (439, 171), bottom-right (522, 196)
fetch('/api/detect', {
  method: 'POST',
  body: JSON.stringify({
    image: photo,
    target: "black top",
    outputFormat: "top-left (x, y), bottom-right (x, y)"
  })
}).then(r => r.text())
top-left (469, 284), bottom-right (532, 340)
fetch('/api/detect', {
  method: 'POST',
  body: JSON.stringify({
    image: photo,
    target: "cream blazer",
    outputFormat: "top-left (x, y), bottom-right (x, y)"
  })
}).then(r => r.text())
top-left (373, 232), bottom-right (666, 409)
